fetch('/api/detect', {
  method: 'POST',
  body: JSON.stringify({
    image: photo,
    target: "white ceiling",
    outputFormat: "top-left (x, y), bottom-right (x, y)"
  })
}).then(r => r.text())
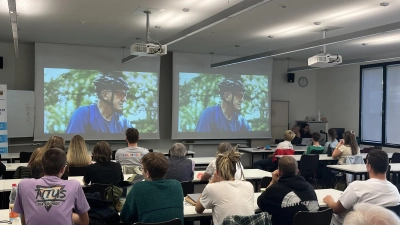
top-left (1, 0), bottom-right (400, 63)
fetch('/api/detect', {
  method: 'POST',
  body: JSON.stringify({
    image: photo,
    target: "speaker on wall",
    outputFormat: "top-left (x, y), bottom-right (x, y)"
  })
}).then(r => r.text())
top-left (0, 57), bottom-right (3, 69)
top-left (287, 73), bottom-right (295, 83)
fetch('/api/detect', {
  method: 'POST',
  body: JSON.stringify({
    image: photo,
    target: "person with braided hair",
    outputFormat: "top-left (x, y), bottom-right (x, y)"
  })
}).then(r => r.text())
top-left (195, 149), bottom-right (254, 225)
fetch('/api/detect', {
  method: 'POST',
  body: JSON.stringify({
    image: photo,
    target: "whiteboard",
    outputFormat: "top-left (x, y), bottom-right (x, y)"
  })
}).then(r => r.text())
top-left (7, 90), bottom-right (35, 138)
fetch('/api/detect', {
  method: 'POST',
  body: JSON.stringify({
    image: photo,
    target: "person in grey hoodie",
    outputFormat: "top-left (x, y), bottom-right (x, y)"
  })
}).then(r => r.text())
top-left (257, 156), bottom-right (319, 225)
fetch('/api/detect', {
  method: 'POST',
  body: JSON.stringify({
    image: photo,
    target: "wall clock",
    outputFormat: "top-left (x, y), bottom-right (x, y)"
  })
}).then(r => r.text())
top-left (298, 77), bottom-right (308, 87)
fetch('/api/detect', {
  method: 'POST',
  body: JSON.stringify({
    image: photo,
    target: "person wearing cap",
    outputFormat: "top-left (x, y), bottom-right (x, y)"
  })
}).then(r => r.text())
top-left (65, 72), bottom-right (132, 133)
top-left (195, 77), bottom-right (251, 132)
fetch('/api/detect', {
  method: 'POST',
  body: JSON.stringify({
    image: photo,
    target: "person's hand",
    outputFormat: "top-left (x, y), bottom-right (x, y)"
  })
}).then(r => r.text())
top-left (271, 170), bottom-right (280, 184)
top-left (340, 139), bottom-right (344, 144)
top-left (323, 195), bottom-right (333, 204)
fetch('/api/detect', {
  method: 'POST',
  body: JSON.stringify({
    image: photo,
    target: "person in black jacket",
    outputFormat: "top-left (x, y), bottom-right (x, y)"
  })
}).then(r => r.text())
top-left (257, 156), bottom-right (319, 225)
top-left (83, 141), bottom-right (123, 185)
top-left (291, 125), bottom-right (301, 145)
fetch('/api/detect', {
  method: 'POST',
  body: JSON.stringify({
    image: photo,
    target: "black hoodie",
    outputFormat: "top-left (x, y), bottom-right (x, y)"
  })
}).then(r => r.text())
top-left (257, 174), bottom-right (319, 225)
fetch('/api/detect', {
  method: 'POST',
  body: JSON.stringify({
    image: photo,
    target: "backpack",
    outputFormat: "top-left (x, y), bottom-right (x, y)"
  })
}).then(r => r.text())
top-left (105, 174), bottom-right (144, 212)
top-left (327, 144), bottom-right (333, 156)
top-left (85, 192), bottom-right (120, 225)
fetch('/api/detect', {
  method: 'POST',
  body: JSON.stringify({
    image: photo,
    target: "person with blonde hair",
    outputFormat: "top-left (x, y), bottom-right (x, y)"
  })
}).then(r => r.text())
top-left (196, 149), bottom-right (253, 225)
top-left (165, 143), bottom-right (195, 182)
top-left (67, 135), bottom-right (91, 167)
top-left (200, 142), bottom-right (244, 181)
top-left (253, 130), bottom-right (295, 171)
top-left (343, 203), bottom-right (400, 225)
top-left (83, 141), bottom-right (123, 185)
top-left (28, 136), bottom-right (65, 179)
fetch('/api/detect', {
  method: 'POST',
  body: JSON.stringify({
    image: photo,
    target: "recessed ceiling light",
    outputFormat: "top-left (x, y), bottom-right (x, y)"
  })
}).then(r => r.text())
top-left (314, 22), bottom-right (321, 26)
top-left (80, 21), bottom-right (87, 25)
top-left (182, 8), bottom-right (190, 12)
top-left (9, 11), bottom-right (14, 14)
top-left (362, 43), bottom-right (367, 46)
top-left (281, 5), bottom-right (288, 8)
top-left (155, 25), bottom-right (161, 29)
top-left (136, 37), bottom-right (141, 40)
top-left (268, 35), bottom-right (274, 38)
top-left (210, 52), bottom-right (214, 54)
top-left (380, 2), bottom-right (389, 7)
top-left (235, 45), bottom-right (240, 47)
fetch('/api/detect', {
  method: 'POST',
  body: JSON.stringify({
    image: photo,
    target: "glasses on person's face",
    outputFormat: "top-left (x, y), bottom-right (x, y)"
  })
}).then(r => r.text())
top-left (233, 92), bottom-right (244, 99)
top-left (106, 90), bottom-right (127, 98)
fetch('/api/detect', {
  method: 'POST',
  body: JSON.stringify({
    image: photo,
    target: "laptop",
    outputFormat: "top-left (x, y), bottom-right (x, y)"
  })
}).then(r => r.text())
top-left (297, 138), bottom-right (312, 146)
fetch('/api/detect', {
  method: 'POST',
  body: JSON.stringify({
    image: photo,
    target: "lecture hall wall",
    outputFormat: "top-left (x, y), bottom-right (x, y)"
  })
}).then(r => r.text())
top-left (0, 42), bottom-right (361, 152)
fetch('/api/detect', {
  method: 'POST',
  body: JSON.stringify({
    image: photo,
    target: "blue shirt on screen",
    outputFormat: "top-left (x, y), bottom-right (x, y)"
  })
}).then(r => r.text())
top-left (195, 105), bottom-right (252, 132)
top-left (65, 104), bottom-right (132, 133)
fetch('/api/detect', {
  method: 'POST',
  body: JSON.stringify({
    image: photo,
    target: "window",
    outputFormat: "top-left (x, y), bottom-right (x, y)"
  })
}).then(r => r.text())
top-left (360, 61), bottom-right (400, 147)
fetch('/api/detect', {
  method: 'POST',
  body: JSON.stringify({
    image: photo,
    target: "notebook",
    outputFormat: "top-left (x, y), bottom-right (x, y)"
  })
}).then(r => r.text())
top-left (187, 193), bottom-right (201, 202)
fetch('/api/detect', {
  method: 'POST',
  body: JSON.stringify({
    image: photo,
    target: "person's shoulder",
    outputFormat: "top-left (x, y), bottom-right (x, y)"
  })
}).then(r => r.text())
top-left (18, 178), bottom-right (37, 186)
top-left (74, 105), bottom-right (92, 114)
top-left (166, 179), bottom-right (181, 187)
top-left (201, 105), bottom-right (219, 115)
top-left (239, 180), bottom-right (255, 190)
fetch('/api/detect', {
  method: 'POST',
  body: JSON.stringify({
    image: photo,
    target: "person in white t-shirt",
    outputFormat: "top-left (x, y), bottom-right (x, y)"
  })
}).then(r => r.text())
top-left (200, 142), bottom-right (244, 181)
top-left (115, 128), bottom-right (149, 168)
top-left (332, 130), bottom-right (360, 164)
top-left (324, 149), bottom-right (400, 225)
top-left (195, 149), bottom-right (254, 225)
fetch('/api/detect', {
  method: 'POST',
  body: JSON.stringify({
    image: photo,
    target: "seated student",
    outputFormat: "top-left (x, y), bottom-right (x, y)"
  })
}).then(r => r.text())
top-left (28, 136), bottom-right (66, 179)
top-left (257, 156), bottom-right (319, 225)
top-left (67, 135), bottom-right (91, 167)
top-left (196, 150), bottom-right (254, 225)
top-left (343, 203), bottom-right (400, 225)
top-left (120, 152), bottom-right (184, 224)
top-left (324, 128), bottom-right (338, 154)
top-left (324, 149), bottom-right (400, 225)
top-left (83, 141), bottom-right (123, 185)
top-left (253, 130), bottom-right (295, 171)
top-left (165, 143), bottom-right (195, 182)
top-left (332, 130), bottom-right (360, 164)
top-left (299, 123), bottom-right (312, 138)
top-left (291, 125), bottom-right (301, 145)
top-left (115, 128), bottom-right (149, 173)
top-left (200, 142), bottom-right (244, 181)
top-left (13, 148), bottom-right (90, 225)
top-left (305, 132), bottom-right (324, 154)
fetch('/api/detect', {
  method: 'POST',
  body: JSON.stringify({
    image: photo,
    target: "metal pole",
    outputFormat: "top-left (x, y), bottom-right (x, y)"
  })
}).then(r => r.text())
top-left (144, 10), bottom-right (151, 43)
top-left (322, 30), bottom-right (327, 54)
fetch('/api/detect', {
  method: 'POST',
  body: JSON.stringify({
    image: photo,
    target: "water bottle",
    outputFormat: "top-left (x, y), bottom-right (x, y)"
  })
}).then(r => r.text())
top-left (9, 184), bottom-right (17, 211)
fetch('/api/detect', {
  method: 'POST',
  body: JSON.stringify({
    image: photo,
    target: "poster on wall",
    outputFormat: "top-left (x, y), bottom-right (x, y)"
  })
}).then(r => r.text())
top-left (0, 85), bottom-right (7, 153)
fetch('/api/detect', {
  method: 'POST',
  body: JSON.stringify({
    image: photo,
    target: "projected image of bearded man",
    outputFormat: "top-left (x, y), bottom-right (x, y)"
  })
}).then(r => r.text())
top-left (65, 73), bottom-right (132, 133)
top-left (195, 78), bottom-right (252, 132)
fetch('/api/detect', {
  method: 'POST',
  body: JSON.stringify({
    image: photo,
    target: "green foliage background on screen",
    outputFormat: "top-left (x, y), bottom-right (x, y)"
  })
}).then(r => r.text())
top-left (178, 73), bottom-right (269, 132)
top-left (44, 68), bottom-right (158, 133)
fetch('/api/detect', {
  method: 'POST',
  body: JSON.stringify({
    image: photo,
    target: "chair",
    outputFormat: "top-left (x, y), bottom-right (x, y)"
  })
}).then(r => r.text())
top-left (222, 212), bottom-right (271, 225)
top-left (180, 181), bottom-right (194, 197)
top-left (361, 147), bottom-right (373, 153)
top-left (386, 205), bottom-right (400, 217)
top-left (134, 218), bottom-right (181, 225)
top-left (260, 176), bottom-right (272, 188)
top-left (345, 155), bottom-right (365, 183)
top-left (299, 154), bottom-right (319, 183)
top-left (112, 150), bottom-right (117, 160)
top-left (19, 152), bottom-right (33, 163)
top-left (89, 183), bottom-right (112, 200)
top-left (310, 150), bottom-right (323, 155)
top-left (68, 166), bottom-right (87, 176)
top-left (13, 166), bottom-right (31, 178)
top-left (292, 208), bottom-right (333, 225)
top-left (387, 165), bottom-right (391, 183)
top-left (392, 153), bottom-right (400, 163)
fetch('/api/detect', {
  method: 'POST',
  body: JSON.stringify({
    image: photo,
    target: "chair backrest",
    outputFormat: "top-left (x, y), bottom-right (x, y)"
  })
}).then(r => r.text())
top-left (68, 166), bottom-right (87, 176)
top-left (292, 208), bottom-right (333, 225)
top-left (13, 166), bottom-right (31, 179)
top-left (299, 154), bottom-right (319, 178)
top-left (386, 205), bottom-right (400, 217)
top-left (272, 149), bottom-right (295, 162)
top-left (361, 147), bottom-right (373, 153)
top-left (222, 212), bottom-right (271, 225)
top-left (275, 139), bottom-right (284, 144)
top-left (387, 165), bottom-right (391, 182)
top-left (260, 176), bottom-right (272, 188)
top-left (89, 183), bottom-right (112, 200)
top-left (134, 218), bottom-right (181, 225)
top-left (20, 152), bottom-right (33, 163)
top-left (112, 150), bottom-right (117, 160)
top-left (392, 153), bottom-right (400, 163)
top-left (310, 150), bottom-right (323, 155)
top-left (180, 181), bottom-right (194, 197)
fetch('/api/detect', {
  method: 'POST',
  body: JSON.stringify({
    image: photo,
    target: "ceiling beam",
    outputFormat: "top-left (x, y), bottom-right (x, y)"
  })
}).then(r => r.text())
top-left (122, 0), bottom-right (272, 63)
top-left (211, 21), bottom-right (400, 68)
top-left (287, 52), bottom-right (400, 72)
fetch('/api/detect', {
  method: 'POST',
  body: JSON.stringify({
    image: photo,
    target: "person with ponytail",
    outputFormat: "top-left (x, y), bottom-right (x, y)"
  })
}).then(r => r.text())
top-left (195, 148), bottom-right (254, 225)
top-left (332, 130), bottom-right (360, 164)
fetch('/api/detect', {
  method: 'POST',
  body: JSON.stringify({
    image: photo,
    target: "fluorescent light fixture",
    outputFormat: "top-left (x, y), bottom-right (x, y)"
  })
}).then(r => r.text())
top-left (7, 0), bottom-right (18, 57)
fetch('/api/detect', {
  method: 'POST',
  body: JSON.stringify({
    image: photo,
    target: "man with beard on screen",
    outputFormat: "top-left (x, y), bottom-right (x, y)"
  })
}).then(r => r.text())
top-left (195, 77), bottom-right (252, 132)
top-left (66, 72), bottom-right (132, 133)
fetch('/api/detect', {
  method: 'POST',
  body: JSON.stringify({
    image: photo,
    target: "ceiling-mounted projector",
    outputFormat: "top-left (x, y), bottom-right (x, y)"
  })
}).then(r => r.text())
top-left (308, 54), bottom-right (342, 68)
top-left (130, 43), bottom-right (167, 56)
